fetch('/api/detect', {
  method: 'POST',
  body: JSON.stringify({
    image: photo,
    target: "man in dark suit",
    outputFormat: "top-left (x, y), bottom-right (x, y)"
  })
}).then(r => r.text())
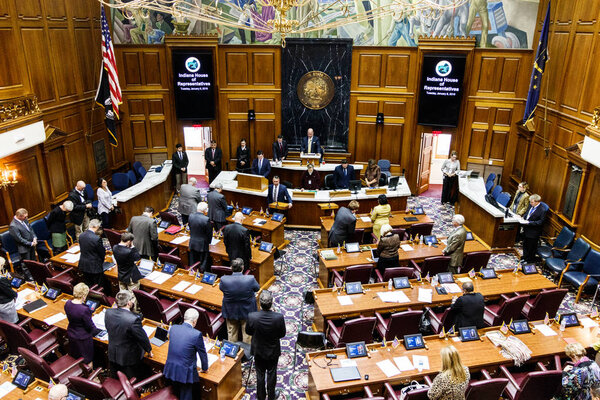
top-left (78, 219), bottom-right (106, 288)
top-left (172, 143), bottom-right (189, 192)
top-left (220, 258), bottom-right (260, 344)
top-left (251, 150), bottom-right (271, 178)
top-left (68, 180), bottom-right (93, 240)
top-left (520, 194), bottom-right (546, 263)
top-left (223, 212), bottom-right (252, 270)
top-left (207, 183), bottom-right (228, 231)
top-left (164, 308), bottom-right (209, 400)
top-left (267, 176), bottom-right (292, 213)
top-left (450, 281), bottom-right (485, 329)
top-left (300, 128), bottom-right (321, 155)
top-left (246, 290), bottom-right (286, 400)
top-left (178, 177), bottom-right (201, 225)
top-left (105, 290), bottom-right (153, 379)
top-left (188, 202), bottom-right (212, 271)
top-left (328, 201), bottom-right (359, 247)
top-left (236, 138), bottom-right (251, 173)
top-left (113, 232), bottom-right (142, 293)
top-left (204, 140), bottom-right (222, 184)
top-left (127, 206), bottom-right (158, 260)
top-left (9, 208), bottom-right (37, 262)
top-left (272, 135), bottom-right (288, 162)
top-left (333, 160), bottom-right (355, 189)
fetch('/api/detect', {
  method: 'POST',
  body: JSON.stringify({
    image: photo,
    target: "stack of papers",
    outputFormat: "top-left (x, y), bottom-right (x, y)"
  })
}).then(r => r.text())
top-left (413, 355), bottom-right (430, 371)
top-left (142, 325), bottom-right (156, 337)
top-left (185, 284), bottom-right (203, 294)
top-left (533, 324), bottom-right (557, 336)
top-left (172, 281), bottom-right (191, 292)
top-left (44, 313), bottom-right (67, 325)
top-left (442, 283), bottom-right (463, 293)
top-left (0, 382), bottom-right (16, 397)
top-left (400, 244), bottom-right (414, 252)
top-left (92, 309), bottom-right (106, 330)
top-left (210, 238), bottom-right (221, 246)
top-left (145, 271), bottom-right (172, 284)
top-left (340, 359), bottom-right (357, 367)
top-left (580, 317), bottom-right (599, 328)
top-left (337, 296), bottom-right (353, 306)
top-left (198, 353), bottom-right (219, 368)
top-left (67, 245), bottom-right (80, 253)
top-left (60, 253), bottom-right (80, 263)
top-left (394, 356), bottom-right (415, 371)
top-left (320, 250), bottom-right (337, 260)
top-left (253, 218), bottom-right (268, 226)
top-left (377, 359), bottom-right (401, 377)
top-left (15, 288), bottom-right (35, 310)
top-left (418, 288), bottom-right (433, 303)
top-left (360, 216), bottom-right (372, 223)
top-left (457, 277), bottom-right (472, 283)
top-left (377, 291), bottom-right (410, 303)
top-left (171, 235), bottom-right (190, 245)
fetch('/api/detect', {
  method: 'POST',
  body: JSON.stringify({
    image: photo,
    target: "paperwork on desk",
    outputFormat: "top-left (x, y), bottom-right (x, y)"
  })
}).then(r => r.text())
top-left (378, 291), bottom-right (410, 303)
top-left (185, 284), bottom-right (203, 294)
top-left (142, 325), bottom-right (156, 338)
top-left (360, 216), bottom-right (372, 223)
top-left (377, 359), bottom-right (401, 377)
top-left (400, 244), bottom-right (414, 252)
top-left (533, 323), bottom-right (557, 336)
top-left (442, 283), bottom-right (463, 294)
top-left (157, 227), bottom-right (165, 234)
top-left (15, 288), bottom-right (35, 310)
top-left (44, 313), bottom-right (67, 325)
top-left (337, 295), bottom-right (353, 306)
top-left (413, 355), bottom-right (430, 371)
top-left (67, 245), bottom-right (80, 254)
top-left (145, 271), bottom-right (172, 284)
top-left (457, 277), bottom-right (472, 283)
top-left (0, 382), bottom-right (16, 397)
top-left (171, 235), bottom-right (190, 245)
top-left (253, 218), bottom-right (268, 226)
top-left (580, 317), bottom-right (599, 328)
top-left (340, 359), bottom-right (357, 368)
top-left (92, 309), bottom-right (106, 330)
top-left (198, 353), bottom-right (219, 368)
top-left (394, 356), bottom-right (415, 371)
top-left (418, 288), bottom-right (433, 303)
top-left (210, 238), bottom-right (221, 246)
top-left (172, 281), bottom-right (191, 292)
top-left (61, 253), bottom-right (81, 263)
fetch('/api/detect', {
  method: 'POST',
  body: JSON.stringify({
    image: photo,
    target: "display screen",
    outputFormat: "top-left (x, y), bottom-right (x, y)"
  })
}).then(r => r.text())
top-left (423, 235), bottom-right (438, 245)
top-left (511, 320), bottom-right (531, 334)
top-left (393, 277), bottom-right (411, 289)
top-left (437, 272), bottom-right (454, 284)
top-left (272, 213), bottom-right (284, 222)
top-left (418, 54), bottom-right (466, 127)
top-left (346, 341), bottom-right (367, 358)
top-left (522, 264), bottom-right (538, 274)
top-left (345, 282), bottom-right (363, 295)
top-left (12, 371), bottom-right (33, 389)
top-left (172, 50), bottom-right (215, 120)
top-left (11, 278), bottom-right (22, 288)
top-left (413, 207), bottom-right (424, 215)
top-left (465, 232), bottom-right (474, 240)
top-left (242, 207), bottom-right (253, 215)
top-left (45, 288), bottom-right (61, 300)
top-left (259, 242), bottom-right (274, 252)
top-left (162, 263), bottom-right (177, 274)
top-left (404, 334), bottom-right (425, 350)
top-left (202, 272), bottom-right (217, 285)
top-left (480, 268), bottom-right (497, 279)
top-left (85, 299), bottom-right (100, 312)
top-left (221, 340), bottom-right (239, 357)
top-left (560, 313), bottom-right (580, 327)
top-left (459, 326), bottom-right (479, 342)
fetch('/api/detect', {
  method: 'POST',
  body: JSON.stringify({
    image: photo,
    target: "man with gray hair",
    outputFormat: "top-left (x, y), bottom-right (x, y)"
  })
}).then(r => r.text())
top-left (68, 180), bottom-right (93, 240)
top-left (246, 290), bottom-right (286, 400)
top-left (450, 281), bottom-right (485, 329)
top-left (443, 213), bottom-right (467, 274)
top-left (48, 383), bottom-right (69, 400)
top-left (78, 218), bottom-right (107, 288)
top-left (220, 258), bottom-right (259, 343)
top-left (178, 177), bottom-right (201, 225)
top-left (163, 308), bottom-right (209, 400)
top-left (207, 182), bottom-right (228, 231)
top-left (105, 290), bottom-right (152, 379)
top-left (520, 194), bottom-right (546, 263)
top-left (188, 201), bottom-right (212, 270)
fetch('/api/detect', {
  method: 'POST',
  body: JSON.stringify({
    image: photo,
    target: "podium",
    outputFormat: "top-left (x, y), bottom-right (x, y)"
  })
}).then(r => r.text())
top-left (237, 173), bottom-right (268, 191)
top-left (268, 202), bottom-right (290, 210)
top-left (300, 153), bottom-right (321, 166)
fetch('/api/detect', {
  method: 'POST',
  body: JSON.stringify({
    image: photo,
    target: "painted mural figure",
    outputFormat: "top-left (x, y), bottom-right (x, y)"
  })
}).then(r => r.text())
top-left (386, 7), bottom-right (416, 47)
top-left (465, 0), bottom-right (490, 46)
top-left (431, 0), bottom-right (469, 37)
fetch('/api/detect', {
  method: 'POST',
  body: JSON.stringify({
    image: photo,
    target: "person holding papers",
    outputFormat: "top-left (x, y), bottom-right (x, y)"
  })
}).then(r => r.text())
top-left (65, 283), bottom-right (101, 365)
top-left (78, 219), bottom-right (106, 289)
top-left (449, 281), bottom-right (485, 329)
top-left (520, 194), bottom-right (546, 263)
top-left (0, 257), bottom-right (18, 323)
top-left (300, 128), bottom-right (321, 156)
top-left (377, 224), bottom-right (400, 274)
top-left (113, 232), bottom-right (143, 294)
top-left (188, 202), bottom-right (212, 272)
top-left (427, 345), bottom-right (470, 400)
top-left (442, 214), bottom-right (467, 274)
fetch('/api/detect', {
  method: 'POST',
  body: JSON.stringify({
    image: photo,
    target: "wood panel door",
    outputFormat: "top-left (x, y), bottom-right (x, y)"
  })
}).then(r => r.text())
top-left (417, 133), bottom-right (433, 194)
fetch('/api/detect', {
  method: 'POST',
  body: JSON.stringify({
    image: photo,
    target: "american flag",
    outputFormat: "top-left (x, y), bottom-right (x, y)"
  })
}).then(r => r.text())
top-left (99, 5), bottom-right (121, 117)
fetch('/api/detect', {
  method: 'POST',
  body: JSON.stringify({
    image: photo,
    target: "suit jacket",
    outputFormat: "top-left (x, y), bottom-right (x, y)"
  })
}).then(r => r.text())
top-left (272, 140), bottom-right (288, 161)
top-left (207, 190), bottom-right (228, 223)
top-left (450, 292), bottom-right (485, 329)
top-left (522, 204), bottom-right (546, 239)
top-left (68, 188), bottom-right (88, 225)
top-left (300, 170), bottom-right (321, 190)
top-left (65, 300), bottom-right (101, 341)
top-left (105, 307), bottom-right (152, 366)
top-left (78, 229), bottom-right (106, 274)
top-left (164, 322), bottom-right (208, 383)
top-left (510, 191), bottom-right (530, 216)
top-left (267, 184), bottom-right (292, 205)
top-left (333, 165), bottom-right (355, 189)
top-left (246, 310), bottom-right (286, 360)
top-left (9, 218), bottom-right (36, 254)
top-left (113, 244), bottom-right (142, 284)
top-left (236, 146), bottom-right (251, 171)
top-left (219, 272), bottom-right (260, 320)
top-left (188, 212), bottom-right (212, 253)
top-left (251, 158), bottom-right (271, 178)
top-left (222, 223), bottom-right (251, 268)
top-left (46, 206), bottom-right (67, 234)
top-left (301, 136), bottom-right (321, 154)
top-left (127, 215), bottom-right (158, 258)
top-left (328, 207), bottom-right (356, 247)
top-left (443, 226), bottom-right (467, 267)
top-left (205, 147), bottom-right (222, 171)
top-left (178, 184), bottom-right (202, 216)
top-left (172, 150), bottom-right (189, 173)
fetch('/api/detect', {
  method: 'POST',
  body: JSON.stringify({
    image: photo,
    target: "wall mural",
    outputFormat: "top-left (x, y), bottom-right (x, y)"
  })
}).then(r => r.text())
top-left (110, 0), bottom-right (539, 49)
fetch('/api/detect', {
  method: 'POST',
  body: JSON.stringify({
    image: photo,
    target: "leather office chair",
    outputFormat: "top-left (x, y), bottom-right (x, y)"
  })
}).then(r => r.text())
top-left (410, 256), bottom-right (451, 277)
top-left (499, 365), bottom-right (562, 400)
top-left (425, 306), bottom-right (455, 334)
top-left (326, 316), bottom-right (376, 348)
top-left (0, 319), bottom-right (59, 357)
top-left (132, 161), bottom-right (143, 175)
top-left (384, 378), bottom-right (432, 400)
top-left (0, 231), bottom-right (21, 271)
top-left (465, 370), bottom-right (508, 400)
top-left (30, 219), bottom-right (54, 258)
top-left (332, 264), bottom-right (373, 287)
top-left (460, 251), bottom-right (491, 273)
top-left (69, 375), bottom-right (128, 400)
top-left (378, 174), bottom-right (388, 187)
top-left (537, 226), bottom-right (575, 261)
top-left (392, 228), bottom-right (407, 241)
top-left (23, 260), bottom-right (73, 287)
top-left (87, 287), bottom-right (115, 307)
top-left (112, 173), bottom-right (129, 194)
top-left (497, 192), bottom-right (511, 207)
top-left (351, 228), bottom-right (365, 244)
top-left (483, 294), bottom-right (529, 327)
top-left (178, 302), bottom-right (224, 338)
top-left (324, 174), bottom-right (335, 190)
top-left (406, 223), bottom-right (434, 238)
top-left (159, 211), bottom-right (180, 226)
top-left (103, 228), bottom-right (123, 248)
top-left (85, 184), bottom-right (98, 209)
top-left (520, 288), bottom-right (568, 320)
top-left (375, 266), bottom-right (415, 282)
top-left (545, 237), bottom-right (590, 276)
top-left (47, 276), bottom-right (74, 295)
top-left (558, 248), bottom-right (600, 302)
top-left (118, 371), bottom-right (177, 400)
top-left (211, 265), bottom-right (233, 278)
top-left (133, 289), bottom-right (182, 324)
top-left (375, 310), bottom-right (423, 340)
top-left (491, 185), bottom-right (503, 200)
top-left (292, 331), bottom-right (326, 370)
top-left (19, 347), bottom-right (96, 385)
top-left (158, 252), bottom-right (183, 270)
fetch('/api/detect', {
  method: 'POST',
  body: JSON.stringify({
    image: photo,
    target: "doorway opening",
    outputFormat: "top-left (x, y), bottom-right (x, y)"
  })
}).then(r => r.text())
top-left (183, 125), bottom-right (212, 188)
top-left (417, 132), bottom-right (452, 197)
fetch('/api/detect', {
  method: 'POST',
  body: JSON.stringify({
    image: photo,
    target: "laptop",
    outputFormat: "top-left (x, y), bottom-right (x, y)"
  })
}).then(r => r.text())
top-left (370, 248), bottom-right (379, 262)
top-left (345, 242), bottom-right (360, 253)
top-left (150, 326), bottom-right (169, 347)
top-left (330, 366), bottom-right (361, 383)
top-left (259, 242), bottom-right (274, 253)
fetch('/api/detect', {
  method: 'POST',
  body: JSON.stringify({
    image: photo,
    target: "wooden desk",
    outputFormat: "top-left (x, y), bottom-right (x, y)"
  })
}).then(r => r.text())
top-left (312, 271), bottom-right (556, 331)
top-left (0, 373), bottom-right (49, 399)
top-left (307, 318), bottom-right (600, 398)
top-left (15, 284), bottom-right (245, 400)
top-left (318, 239), bottom-right (489, 285)
top-left (225, 211), bottom-right (287, 248)
top-left (270, 162), bottom-right (363, 189)
top-left (319, 212), bottom-right (434, 248)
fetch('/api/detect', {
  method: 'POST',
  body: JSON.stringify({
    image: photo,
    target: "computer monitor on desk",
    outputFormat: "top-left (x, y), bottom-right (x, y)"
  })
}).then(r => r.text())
top-left (388, 176), bottom-right (400, 190)
top-left (349, 180), bottom-right (361, 194)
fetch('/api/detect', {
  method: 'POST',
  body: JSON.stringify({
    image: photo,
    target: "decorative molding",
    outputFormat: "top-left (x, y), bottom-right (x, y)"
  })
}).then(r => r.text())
top-left (0, 96), bottom-right (41, 124)
top-left (587, 106), bottom-right (600, 141)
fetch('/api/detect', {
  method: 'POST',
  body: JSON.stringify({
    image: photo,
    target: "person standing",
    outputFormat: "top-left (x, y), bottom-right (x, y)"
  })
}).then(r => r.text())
top-left (441, 151), bottom-right (460, 205)
top-left (246, 290), bottom-right (286, 400)
top-left (207, 182), bottom-right (228, 232)
top-left (272, 135), bottom-right (288, 162)
top-left (300, 164), bottom-right (321, 190)
top-left (127, 206), bottom-right (158, 260)
top-left (236, 138), bottom-right (251, 173)
top-left (370, 194), bottom-right (391, 240)
top-left (64, 283), bottom-right (101, 365)
top-left (333, 160), bottom-right (354, 189)
top-left (68, 181), bottom-right (93, 240)
top-left (554, 342), bottom-right (600, 400)
top-left (220, 258), bottom-right (260, 344)
top-left (163, 308), bottom-right (209, 400)
top-left (105, 290), bottom-right (153, 379)
top-left (188, 202), bottom-right (212, 272)
top-left (78, 219), bottom-right (106, 288)
top-left (223, 212), bottom-right (252, 270)
top-left (251, 150), bottom-right (271, 178)
top-left (267, 176), bottom-right (292, 213)
top-left (449, 281), bottom-right (485, 329)
top-left (172, 143), bottom-right (189, 193)
top-left (46, 201), bottom-right (73, 253)
top-left (9, 208), bottom-right (37, 262)
top-left (205, 140), bottom-right (222, 184)
top-left (520, 194), bottom-right (546, 263)
top-left (510, 181), bottom-right (530, 216)
top-left (328, 201), bottom-right (359, 247)
top-left (178, 177), bottom-right (201, 225)
top-left (300, 128), bottom-right (321, 155)
top-left (377, 224), bottom-right (400, 274)
top-left (443, 214), bottom-right (467, 274)
top-left (364, 159), bottom-right (381, 188)
top-left (113, 233), bottom-right (142, 293)
top-left (0, 257), bottom-right (18, 323)
top-left (427, 345), bottom-right (470, 400)
top-left (96, 178), bottom-right (114, 228)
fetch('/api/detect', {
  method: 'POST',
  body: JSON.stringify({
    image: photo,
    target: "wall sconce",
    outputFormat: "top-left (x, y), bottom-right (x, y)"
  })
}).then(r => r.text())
top-left (248, 110), bottom-right (256, 121)
top-left (0, 167), bottom-right (17, 189)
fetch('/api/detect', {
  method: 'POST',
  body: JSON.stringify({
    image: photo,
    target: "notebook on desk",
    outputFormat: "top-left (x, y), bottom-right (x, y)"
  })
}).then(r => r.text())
top-left (330, 366), bottom-right (361, 382)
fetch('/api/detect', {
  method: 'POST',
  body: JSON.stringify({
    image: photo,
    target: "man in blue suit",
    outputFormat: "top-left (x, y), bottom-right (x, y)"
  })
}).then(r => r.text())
top-left (267, 176), bottom-right (292, 213)
top-left (163, 308), bottom-right (209, 400)
top-left (251, 150), bottom-right (271, 178)
top-left (219, 258), bottom-right (260, 344)
top-left (300, 128), bottom-right (321, 155)
top-left (520, 194), bottom-right (547, 262)
top-left (333, 159), bottom-right (355, 189)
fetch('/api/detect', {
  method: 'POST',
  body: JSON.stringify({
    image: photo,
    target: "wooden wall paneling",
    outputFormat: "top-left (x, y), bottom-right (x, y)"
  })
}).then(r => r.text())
top-left (581, 34), bottom-right (600, 114)
top-left (524, 140), bottom-right (549, 198)
top-left (5, 149), bottom-right (47, 220)
top-left (384, 54), bottom-right (410, 89)
top-left (559, 32), bottom-right (594, 113)
top-left (48, 27), bottom-right (80, 101)
top-left (0, 0), bottom-right (12, 23)
top-left (73, 26), bottom-right (98, 95)
top-left (64, 137), bottom-right (92, 185)
top-left (43, 146), bottom-right (68, 201)
top-left (20, 27), bottom-right (55, 104)
top-left (355, 53), bottom-right (382, 88)
top-left (15, 0), bottom-right (42, 22)
top-left (543, 151), bottom-right (569, 210)
top-left (0, 26), bottom-right (28, 97)
top-left (224, 52), bottom-right (249, 86)
top-left (353, 121), bottom-right (377, 161)
top-left (42, 0), bottom-right (66, 23)
top-left (379, 123), bottom-right (403, 163)
top-left (227, 119), bottom-right (249, 161)
top-left (543, 31), bottom-right (569, 106)
top-left (252, 52), bottom-right (276, 86)
top-left (580, 169), bottom-right (600, 243)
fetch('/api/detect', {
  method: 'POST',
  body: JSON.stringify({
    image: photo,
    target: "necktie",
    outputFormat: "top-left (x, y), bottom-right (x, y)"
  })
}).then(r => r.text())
top-left (280, 143), bottom-right (283, 151)
top-left (527, 206), bottom-right (536, 220)
top-left (19, 219), bottom-right (30, 232)
top-left (259, 159), bottom-right (262, 171)
top-left (308, 139), bottom-right (312, 153)
top-left (179, 151), bottom-right (182, 159)
top-left (274, 186), bottom-right (278, 202)
top-left (344, 168), bottom-right (347, 176)
top-left (212, 149), bottom-right (215, 158)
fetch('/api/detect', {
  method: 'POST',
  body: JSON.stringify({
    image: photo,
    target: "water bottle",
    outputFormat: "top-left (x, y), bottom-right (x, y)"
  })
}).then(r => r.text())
top-left (220, 346), bottom-right (226, 361)
top-left (560, 319), bottom-right (566, 332)
top-left (388, 279), bottom-right (393, 291)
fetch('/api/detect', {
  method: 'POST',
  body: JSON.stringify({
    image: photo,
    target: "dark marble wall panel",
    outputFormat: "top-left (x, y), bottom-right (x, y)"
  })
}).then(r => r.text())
top-left (282, 38), bottom-right (352, 152)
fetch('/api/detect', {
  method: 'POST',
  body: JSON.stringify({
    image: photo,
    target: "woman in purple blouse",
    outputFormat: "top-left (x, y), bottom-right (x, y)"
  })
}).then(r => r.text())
top-left (64, 283), bottom-right (101, 365)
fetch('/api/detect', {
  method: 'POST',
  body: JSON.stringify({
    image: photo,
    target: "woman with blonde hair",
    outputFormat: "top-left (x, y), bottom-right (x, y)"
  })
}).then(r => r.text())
top-left (555, 342), bottom-right (600, 400)
top-left (64, 282), bottom-right (100, 364)
top-left (370, 194), bottom-right (391, 240)
top-left (428, 345), bottom-right (470, 400)
top-left (0, 257), bottom-right (18, 323)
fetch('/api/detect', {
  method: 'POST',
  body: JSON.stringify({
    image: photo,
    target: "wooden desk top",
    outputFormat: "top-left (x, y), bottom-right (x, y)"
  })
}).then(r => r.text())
top-left (0, 373), bottom-right (49, 399)
top-left (308, 317), bottom-right (600, 395)
top-left (320, 212), bottom-right (434, 233)
top-left (225, 210), bottom-right (285, 232)
top-left (314, 271), bottom-right (556, 319)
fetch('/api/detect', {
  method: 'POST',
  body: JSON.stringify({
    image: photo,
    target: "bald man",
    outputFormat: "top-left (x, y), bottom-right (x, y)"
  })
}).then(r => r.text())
top-left (48, 383), bottom-right (68, 400)
top-left (68, 180), bottom-right (92, 240)
top-left (222, 212), bottom-right (252, 270)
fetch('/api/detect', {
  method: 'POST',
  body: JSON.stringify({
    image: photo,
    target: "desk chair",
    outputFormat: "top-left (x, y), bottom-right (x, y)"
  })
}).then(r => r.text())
top-left (425, 306), bottom-right (455, 334)
top-left (179, 302), bottom-right (224, 339)
top-left (497, 192), bottom-right (511, 207)
top-left (558, 248), bottom-right (600, 302)
top-left (377, 159), bottom-right (391, 178)
top-left (485, 180), bottom-right (494, 194)
top-left (460, 251), bottom-right (491, 273)
top-left (323, 386), bottom-right (382, 400)
top-left (158, 252), bottom-right (183, 269)
top-left (520, 288), bottom-right (568, 321)
top-left (537, 226), bottom-right (575, 261)
top-left (351, 228), bottom-right (365, 244)
top-left (31, 218), bottom-right (54, 257)
top-left (69, 375), bottom-right (128, 400)
top-left (326, 316), bottom-right (376, 348)
top-left (332, 264), bottom-right (373, 287)
top-left (486, 173), bottom-right (496, 186)
top-left (324, 174), bottom-right (335, 190)
top-left (118, 371), bottom-right (177, 400)
top-left (384, 377), bottom-right (432, 400)
top-left (0, 230), bottom-right (21, 271)
top-left (0, 319), bottom-right (59, 357)
top-left (88, 287), bottom-right (115, 307)
top-left (23, 260), bottom-right (73, 287)
top-left (375, 310), bottom-right (423, 341)
top-left (133, 289), bottom-right (182, 324)
top-left (406, 223), bottom-right (434, 238)
top-left (392, 228), bottom-right (407, 241)
top-left (127, 170), bottom-right (137, 187)
top-left (211, 265), bottom-right (233, 278)
top-left (292, 331), bottom-right (326, 370)
top-left (112, 173), bottom-right (129, 195)
top-left (85, 184), bottom-right (98, 209)
top-left (483, 294), bottom-right (529, 327)
top-left (499, 365), bottom-right (562, 400)
top-left (47, 276), bottom-right (74, 295)
top-left (159, 211), bottom-right (179, 226)
top-left (545, 237), bottom-right (590, 276)
top-left (19, 347), bottom-right (97, 385)
top-left (410, 256), bottom-right (450, 277)
top-left (103, 229), bottom-right (122, 248)
top-left (491, 185), bottom-right (503, 200)
top-left (137, 166), bottom-right (147, 180)
top-left (375, 266), bottom-right (415, 282)
top-left (465, 370), bottom-right (508, 400)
